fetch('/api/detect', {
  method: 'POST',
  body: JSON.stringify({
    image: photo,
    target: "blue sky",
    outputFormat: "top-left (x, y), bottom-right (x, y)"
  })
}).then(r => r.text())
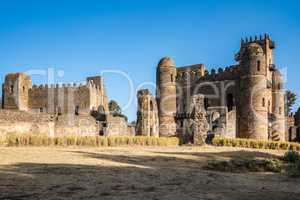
top-left (0, 0), bottom-right (299, 121)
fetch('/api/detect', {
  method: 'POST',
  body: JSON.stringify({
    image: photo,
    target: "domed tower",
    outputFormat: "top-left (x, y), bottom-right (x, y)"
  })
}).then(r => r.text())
top-left (237, 43), bottom-right (269, 140)
top-left (156, 57), bottom-right (177, 136)
top-left (271, 69), bottom-right (285, 141)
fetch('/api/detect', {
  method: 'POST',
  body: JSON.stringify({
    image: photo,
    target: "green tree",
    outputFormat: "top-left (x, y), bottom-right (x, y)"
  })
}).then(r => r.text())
top-left (286, 90), bottom-right (297, 114)
top-left (108, 100), bottom-right (122, 114)
top-left (108, 100), bottom-right (128, 122)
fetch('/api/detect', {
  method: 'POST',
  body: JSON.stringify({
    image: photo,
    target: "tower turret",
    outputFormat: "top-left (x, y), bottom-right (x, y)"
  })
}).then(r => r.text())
top-left (237, 43), bottom-right (269, 140)
top-left (156, 57), bottom-right (177, 136)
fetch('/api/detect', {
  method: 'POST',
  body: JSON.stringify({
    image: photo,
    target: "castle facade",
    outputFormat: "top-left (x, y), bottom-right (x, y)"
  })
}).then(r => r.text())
top-left (136, 34), bottom-right (286, 141)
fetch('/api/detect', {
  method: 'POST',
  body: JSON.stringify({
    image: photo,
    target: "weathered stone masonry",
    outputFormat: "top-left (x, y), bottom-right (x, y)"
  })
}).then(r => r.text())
top-left (138, 34), bottom-right (286, 141)
top-left (1, 74), bottom-right (133, 136)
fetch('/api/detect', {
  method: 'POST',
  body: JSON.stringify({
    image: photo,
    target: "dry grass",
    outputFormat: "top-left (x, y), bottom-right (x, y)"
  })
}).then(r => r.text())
top-left (0, 134), bottom-right (179, 147)
top-left (0, 146), bottom-right (300, 200)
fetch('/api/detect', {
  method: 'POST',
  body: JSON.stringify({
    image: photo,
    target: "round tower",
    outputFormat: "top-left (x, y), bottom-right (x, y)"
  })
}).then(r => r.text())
top-left (156, 57), bottom-right (177, 136)
top-left (237, 43), bottom-right (269, 140)
top-left (271, 69), bottom-right (285, 141)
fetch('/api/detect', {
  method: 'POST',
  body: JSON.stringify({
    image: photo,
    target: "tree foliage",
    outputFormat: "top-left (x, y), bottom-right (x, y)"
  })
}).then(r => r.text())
top-left (109, 100), bottom-right (122, 114)
top-left (108, 100), bottom-right (128, 122)
top-left (286, 90), bottom-right (297, 114)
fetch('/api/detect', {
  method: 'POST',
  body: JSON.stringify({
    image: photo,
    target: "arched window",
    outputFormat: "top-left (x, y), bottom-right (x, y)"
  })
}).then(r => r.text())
top-left (257, 60), bottom-right (261, 71)
top-left (171, 74), bottom-right (174, 82)
top-left (40, 107), bottom-right (43, 113)
top-left (23, 86), bottom-right (25, 92)
top-left (262, 98), bottom-right (266, 107)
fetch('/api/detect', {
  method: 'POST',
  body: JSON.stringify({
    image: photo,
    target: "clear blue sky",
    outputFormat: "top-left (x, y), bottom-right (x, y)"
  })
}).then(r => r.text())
top-left (0, 0), bottom-right (299, 121)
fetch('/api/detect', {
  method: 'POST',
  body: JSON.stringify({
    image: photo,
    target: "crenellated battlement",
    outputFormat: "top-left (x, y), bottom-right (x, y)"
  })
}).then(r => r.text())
top-left (241, 33), bottom-right (275, 49)
top-left (176, 64), bottom-right (240, 83)
top-left (28, 80), bottom-right (102, 91)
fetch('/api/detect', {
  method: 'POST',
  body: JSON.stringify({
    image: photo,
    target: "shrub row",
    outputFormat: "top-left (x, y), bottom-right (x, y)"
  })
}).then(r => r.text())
top-left (212, 136), bottom-right (300, 151)
top-left (0, 134), bottom-right (179, 147)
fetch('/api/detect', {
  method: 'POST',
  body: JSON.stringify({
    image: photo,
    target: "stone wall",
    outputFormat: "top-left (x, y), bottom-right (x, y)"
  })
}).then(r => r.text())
top-left (28, 84), bottom-right (91, 114)
top-left (0, 109), bottom-right (52, 135)
top-left (105, 115), bottom-right (134, 136)
top-left (0, 110), bottom-right (99, 136)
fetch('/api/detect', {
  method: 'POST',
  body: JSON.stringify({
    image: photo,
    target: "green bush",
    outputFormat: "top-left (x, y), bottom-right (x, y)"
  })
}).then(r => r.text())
top-left (212, 136), bottom-right (300, 151)
top-left (204, 158), bottom-right (282, 173)
top-left (283, 150), bottom-right (300, 163)
top-left (0, 134), bottom-right (179, 147)
top-left (287, 160), bottom-right (300, 178)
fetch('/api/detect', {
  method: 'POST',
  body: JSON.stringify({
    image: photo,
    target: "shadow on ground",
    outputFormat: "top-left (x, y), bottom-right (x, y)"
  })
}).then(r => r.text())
top-left (0, 149), bottom-right (299, 200)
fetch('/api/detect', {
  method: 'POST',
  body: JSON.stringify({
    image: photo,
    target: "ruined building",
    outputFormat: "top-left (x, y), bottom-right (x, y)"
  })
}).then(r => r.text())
top-left (135, 89), bottom-right (159, 137)
top-left (1, 73), bottom-right (134, 136)
top-left (137, 34), bottom-right (286, 141)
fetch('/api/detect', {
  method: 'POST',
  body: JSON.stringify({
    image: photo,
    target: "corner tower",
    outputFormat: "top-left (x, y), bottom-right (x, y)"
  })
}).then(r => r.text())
top-left (3, 73), bottom-right (32, 111)
top-left (156, 57), bottom-right (177, 136)
top-left (237, 42), bottom-right (269, 140)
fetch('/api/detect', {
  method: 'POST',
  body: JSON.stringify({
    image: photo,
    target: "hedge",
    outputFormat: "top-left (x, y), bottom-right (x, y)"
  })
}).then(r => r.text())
top-left (212, 136), bottom-right (300, 151)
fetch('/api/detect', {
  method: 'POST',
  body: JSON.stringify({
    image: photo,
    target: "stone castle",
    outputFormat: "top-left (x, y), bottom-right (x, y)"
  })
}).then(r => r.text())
top-left (1, 74), bottom-right (134, 136)
top-left (136, 34), bottom-right (288, 142)
top-left (1, 34), bottom-right (299, 143)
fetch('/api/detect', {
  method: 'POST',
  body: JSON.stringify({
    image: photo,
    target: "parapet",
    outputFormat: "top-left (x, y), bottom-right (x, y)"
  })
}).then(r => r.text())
top-left (241, 33), bottom-right (275, 49)
top-left (176, 64), bottom-right (240, 83)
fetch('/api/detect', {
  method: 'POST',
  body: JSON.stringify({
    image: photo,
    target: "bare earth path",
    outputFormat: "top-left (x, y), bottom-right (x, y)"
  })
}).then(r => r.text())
top-left (0, 146), bottom-right (299, 200)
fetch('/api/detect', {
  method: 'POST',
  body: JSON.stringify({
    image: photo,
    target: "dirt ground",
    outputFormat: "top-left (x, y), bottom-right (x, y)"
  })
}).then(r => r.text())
top-left (0, 146), bottom-right (299, 200)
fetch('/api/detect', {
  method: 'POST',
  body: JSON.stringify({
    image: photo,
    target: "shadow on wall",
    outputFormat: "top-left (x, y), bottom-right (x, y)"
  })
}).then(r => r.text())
top-left (0, 150), bottom-right (299, 200)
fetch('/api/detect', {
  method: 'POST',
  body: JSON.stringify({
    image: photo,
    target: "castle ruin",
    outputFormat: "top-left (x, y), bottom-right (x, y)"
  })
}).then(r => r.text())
top-left (1, 73), bottom-right (134, 136)
top-left (137, 34), bottom-right (287, 142)
top-left (1, 34), bottom-right (299, 143)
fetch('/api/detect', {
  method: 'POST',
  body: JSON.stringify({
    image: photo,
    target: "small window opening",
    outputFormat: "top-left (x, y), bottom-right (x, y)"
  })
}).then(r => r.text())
top-left (279, 107), bottom-right (282, 115)
top-left (9, 85), bottom-right (14, 94)
top-left (262, 98), bottom-right (266, 107)
top-left (226, 93), bottom-right (234, 111)
top-left (171, 74), bottom-right (174, 82)
top-left (40, 107), bottom-right (43, 113)
top-left (57, 107), bottom-right (62, 115)
top-left (204, 98), bottom-right (209, 110)
top-left (257, 60), bottom-right (261, 71)
top-left (75, 105), bottom-right (79, 115)
top-left (150, 101), bottom-right (153, 111)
